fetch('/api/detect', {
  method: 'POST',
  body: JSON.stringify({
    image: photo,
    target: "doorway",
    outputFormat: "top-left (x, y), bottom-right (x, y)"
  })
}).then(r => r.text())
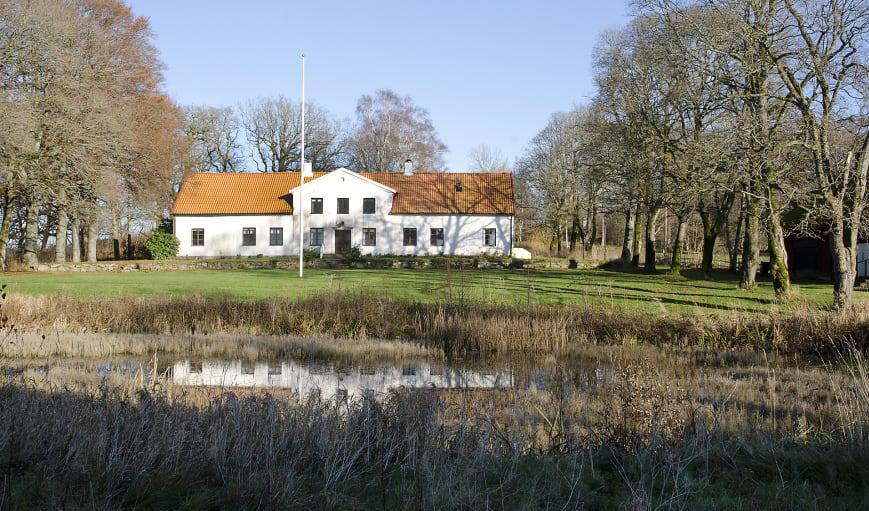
top-left (335, 229), bottom-right (351, 253)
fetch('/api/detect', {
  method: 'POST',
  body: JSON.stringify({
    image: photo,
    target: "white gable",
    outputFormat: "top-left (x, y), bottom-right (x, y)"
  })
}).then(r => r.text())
top-left (287, 167), bottom-right (395, 195)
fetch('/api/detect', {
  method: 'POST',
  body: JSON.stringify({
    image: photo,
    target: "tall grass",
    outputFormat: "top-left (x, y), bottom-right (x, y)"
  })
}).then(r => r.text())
top-left (3, 350), bottom-right (869, 509)
top-left (0, 332), bottom-right (435, 361)
top-left (5, 292), bottom-right (869, 357)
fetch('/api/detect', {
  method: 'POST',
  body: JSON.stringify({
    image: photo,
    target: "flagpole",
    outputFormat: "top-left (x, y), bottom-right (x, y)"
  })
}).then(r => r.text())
top-left (298, 53), bottom-right (305, 278)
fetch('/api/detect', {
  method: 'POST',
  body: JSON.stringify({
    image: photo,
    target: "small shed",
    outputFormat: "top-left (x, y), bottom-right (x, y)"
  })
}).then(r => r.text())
top-left (784, 234), bottom-right (832, 279)
top-left (784, 233), bottom-right (869, 280)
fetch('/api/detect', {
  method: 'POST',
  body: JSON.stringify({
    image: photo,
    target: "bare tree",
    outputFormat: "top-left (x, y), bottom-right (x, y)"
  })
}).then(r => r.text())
top-left (468, 144), bottom-right (511, 172)
top-left (346, 90), bottom-right (447, 172)
top-left (0, 0), bottom-right (182, 265)
top-left (768, 0), bottom-right (868, 309)
top-left (185, 105), bottom-right (243, 173)
top-left (241, 95), bottom-right (345, 172)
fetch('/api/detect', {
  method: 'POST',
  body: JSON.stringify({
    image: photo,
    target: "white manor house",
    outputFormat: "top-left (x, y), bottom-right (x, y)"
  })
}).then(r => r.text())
top-left (171, 167), bottom-right (516, 257)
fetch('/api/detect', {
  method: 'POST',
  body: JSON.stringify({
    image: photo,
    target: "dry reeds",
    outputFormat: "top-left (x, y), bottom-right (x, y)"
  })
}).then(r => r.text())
top-left (0, 332), bottom-right (435, 361)
top-left (3, 349), bottom-right (869, 509)
top-left (5, 292), bottom-right (869, 357)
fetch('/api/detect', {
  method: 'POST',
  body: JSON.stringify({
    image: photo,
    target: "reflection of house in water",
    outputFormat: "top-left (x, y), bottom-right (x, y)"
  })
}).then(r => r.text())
top-left (172, 360), bottom-right (514, 399)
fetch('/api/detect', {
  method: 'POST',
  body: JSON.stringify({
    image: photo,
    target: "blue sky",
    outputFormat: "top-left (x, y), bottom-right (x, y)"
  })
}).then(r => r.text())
top-left (127, 1), bottom-right (629, 170)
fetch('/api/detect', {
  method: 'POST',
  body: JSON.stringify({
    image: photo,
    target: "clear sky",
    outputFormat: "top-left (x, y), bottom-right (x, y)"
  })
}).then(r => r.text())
top-left (127, 0), bottom-right (630, 171)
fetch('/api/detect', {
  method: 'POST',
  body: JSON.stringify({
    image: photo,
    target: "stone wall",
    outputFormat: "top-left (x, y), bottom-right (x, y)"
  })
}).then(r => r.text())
top-left (29, 256), bottom-right (600, 273)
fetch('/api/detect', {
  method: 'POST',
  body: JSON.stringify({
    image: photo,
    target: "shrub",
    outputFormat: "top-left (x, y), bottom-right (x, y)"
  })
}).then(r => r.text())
top-left (143, 231), bottom-right (179, 260)
top-left (340, 245), bottom-right (363, 264)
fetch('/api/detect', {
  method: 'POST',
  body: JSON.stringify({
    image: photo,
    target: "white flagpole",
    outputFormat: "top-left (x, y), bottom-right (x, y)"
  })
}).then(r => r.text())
top-left (298, 53), bottom-right (305, 278)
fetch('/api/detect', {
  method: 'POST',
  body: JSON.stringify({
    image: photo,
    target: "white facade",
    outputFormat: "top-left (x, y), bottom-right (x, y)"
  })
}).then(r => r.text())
top-left (175, 214), bottom-right (294, 258)
top-left (175, 168), bottom-right (513, 257)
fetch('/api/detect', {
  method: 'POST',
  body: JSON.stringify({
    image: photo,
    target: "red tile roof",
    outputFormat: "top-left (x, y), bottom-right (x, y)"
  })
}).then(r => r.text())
top-left (362, 172), bottom-right (515, 215)
top-left (171, 172), bottom-right (326, 215)
top-left (172, 171), bottom-right (515, 216)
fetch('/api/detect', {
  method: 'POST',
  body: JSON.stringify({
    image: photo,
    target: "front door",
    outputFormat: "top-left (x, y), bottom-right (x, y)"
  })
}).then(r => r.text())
top-left (335, 229), bottom-right (351, 253)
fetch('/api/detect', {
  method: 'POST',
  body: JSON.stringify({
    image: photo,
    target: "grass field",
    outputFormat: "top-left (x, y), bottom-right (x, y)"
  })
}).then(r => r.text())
top-left (2, 266), bottom-right (862, 314)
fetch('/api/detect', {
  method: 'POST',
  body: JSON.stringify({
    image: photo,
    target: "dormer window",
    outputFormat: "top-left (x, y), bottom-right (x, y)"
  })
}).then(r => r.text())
top-left (455, 182), bottom-right (463, 192)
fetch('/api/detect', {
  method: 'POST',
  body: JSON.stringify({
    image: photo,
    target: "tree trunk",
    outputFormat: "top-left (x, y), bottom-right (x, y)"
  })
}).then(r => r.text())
top-left (70, 217), bottom-right (81, 263)
top-left (669, 214), bottom-right (689, 276)
top-left (729, 196), bottom-right (745, 272)
top-left (700, 231), bottom-right (716, 278)
top-left (621, 206), bottom-right (635, 263)
top-left (699, 216), bottom-right (718, 279)
top-left (643, 207), bottom-right (660, 273)
top-left (766, 203), bottom-right (790, 297)
top-left (22, 199), bottom-right (39, 268)
top-left (740, 193), bottom-right (760, 289)
top-left (830, 217), bottom-right (856, 311)
top-left (585, 205), bottom-right (597, 253)
top-left (55, 205), bottom-right (68, 263)
top-left (0, 192), bottom-right (13, 271)
top-left (111, 213), bottom-right (121, 260)
top-left (568, 214), bottom-right (583, 254)
top-left (86, 221), bottom-right (98, 262)
top-left (40, 211), bottom-right (52, 251)
top-left (631, 206), bottom-right (642, 267)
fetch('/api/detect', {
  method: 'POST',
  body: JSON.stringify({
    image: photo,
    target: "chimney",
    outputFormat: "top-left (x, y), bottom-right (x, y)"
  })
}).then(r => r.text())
top-left (403, 159), bottom-right (413, 176)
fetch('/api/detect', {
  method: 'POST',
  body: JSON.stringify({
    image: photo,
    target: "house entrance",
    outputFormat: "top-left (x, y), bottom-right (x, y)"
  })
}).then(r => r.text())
top-left (335, 229), bottom-right (351, 253)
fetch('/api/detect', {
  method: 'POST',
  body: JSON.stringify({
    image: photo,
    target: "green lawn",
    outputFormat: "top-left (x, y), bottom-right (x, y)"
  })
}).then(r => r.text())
top-left (2, 266), bottom-right (861, 314)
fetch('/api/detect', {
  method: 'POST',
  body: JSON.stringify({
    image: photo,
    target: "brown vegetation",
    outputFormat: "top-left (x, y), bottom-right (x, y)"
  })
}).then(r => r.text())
top-left (0, 332), bottom-right (435, 361)
top-left (3, 349), bottom-right (869, 509)
top-left (5, 292), bottom-right (869, 357)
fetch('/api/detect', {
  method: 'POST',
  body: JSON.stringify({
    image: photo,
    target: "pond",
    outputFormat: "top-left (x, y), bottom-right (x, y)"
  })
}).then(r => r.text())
top-left (3, 354), bottom-right (621, 400)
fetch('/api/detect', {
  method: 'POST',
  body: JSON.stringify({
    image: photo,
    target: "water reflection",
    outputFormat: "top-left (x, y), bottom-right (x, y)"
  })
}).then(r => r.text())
top-left (171, 359), bottom-right (515, 399)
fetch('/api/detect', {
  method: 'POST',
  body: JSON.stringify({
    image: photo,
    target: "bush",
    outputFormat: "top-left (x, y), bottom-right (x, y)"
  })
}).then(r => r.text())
top-left (143, 231), bottom-right (179, 260)
top-left (340, 245), bottom-right (363, 264)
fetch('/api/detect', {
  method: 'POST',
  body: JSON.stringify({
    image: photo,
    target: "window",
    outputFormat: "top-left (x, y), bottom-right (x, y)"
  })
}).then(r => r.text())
top-left (403, 228), bottom-right (417, 246)
top-left (311, 198), bottom-right (323, 214)
top-left (363, 197), bottom-right (375, 214)
top-left (483, 228), bottom-right (496, 247)
top-left (191, 228), bottom-right (204, 246)
top-left (337, 197), bottom-right (349, 214)
top-left (241, 362), bottom-right (255, 375)
top-left (430, 228), bottom-right (444, 247)
top-left (362, 228), bottom-right (376, 246)
top-left (269, 227), bottom-right (283, 246)
top-left (310, 228), bottom-right (324, 246)
top-left (242, 227), bottom-right (256, 246)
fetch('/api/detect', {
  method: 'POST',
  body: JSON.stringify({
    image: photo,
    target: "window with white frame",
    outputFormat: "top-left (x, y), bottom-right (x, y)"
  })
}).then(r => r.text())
top-left (310, 228), bottom-right (324, 246)
top-left (269, 227), bottom-right (283, 246)
top-left (191, 228), bottom-right (204, 246)
top-left (483, 228), bottom-right (496, 247)
top-left (362, 228), bottom-right (376, 246)
top-left (242, 227), bottom-right (256, 246)
top-left (337, 197), bottom-right (349, 214)
top-left (430, 228), bottom-right (444, 247)
top-left (403, 228), bottom-right (417, 246)
top-left (311, 198), bottom-right (323, 214)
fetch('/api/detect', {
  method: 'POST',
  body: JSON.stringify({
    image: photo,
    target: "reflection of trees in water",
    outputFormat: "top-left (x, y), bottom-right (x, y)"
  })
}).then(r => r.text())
top-left (172, 360), bottom-right (515, 399)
